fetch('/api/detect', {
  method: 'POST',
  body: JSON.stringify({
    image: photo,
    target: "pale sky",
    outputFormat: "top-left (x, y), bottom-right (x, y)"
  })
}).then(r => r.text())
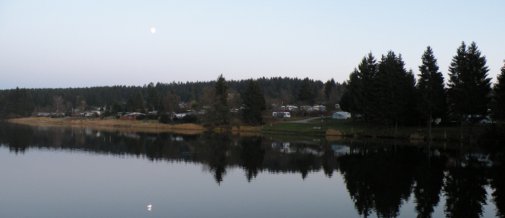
top-left (1, 0), bottom-right (504, 89)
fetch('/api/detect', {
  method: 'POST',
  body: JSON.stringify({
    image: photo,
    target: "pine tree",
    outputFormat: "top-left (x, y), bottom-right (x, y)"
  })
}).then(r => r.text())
top-left (448, 42), bottom-right (491, 123)
top-left (241, 80), bottom-right (266, 125)
top-left (211, 74), bottom-right (230, 126)
top-left (324, 79), bottom-right (336, 100)
top-left (340, 53), bottom-right (378, 120)
top-left (146, 82), bottom-right (160, 111)
top-left (126, 91), bottom-right (145, 112)
top-left (376, 51), bottom-right (416, 126)
top-left (492, 61), bottom-right (505, 121)
top-left (358, 53), bottom-right (379, 121)
top-left (297, 78), bottom-right (316, 105)
top-left (417, 46), bottom-right (447, 140)
top-left (344, 69), bottom-right (364, 115)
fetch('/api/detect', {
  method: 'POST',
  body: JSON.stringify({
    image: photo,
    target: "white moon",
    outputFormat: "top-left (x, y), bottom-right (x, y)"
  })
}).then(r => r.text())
top-left (150, 27), bottom-right (156, 34)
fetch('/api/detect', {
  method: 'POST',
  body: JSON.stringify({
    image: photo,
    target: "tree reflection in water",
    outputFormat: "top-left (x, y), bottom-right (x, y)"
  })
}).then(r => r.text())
top-left (338, 147), bottom-right (420, 218)
top-left (444, 163), bottom-right (488, 218)
top-left (491, 158), bottom-right (505, 218)
top-left (413, 153), bottom-right (446, 218)
top-left (239, 137), bottom-right (265, 182)
top-left (0, 123), bottom-right (503, 218)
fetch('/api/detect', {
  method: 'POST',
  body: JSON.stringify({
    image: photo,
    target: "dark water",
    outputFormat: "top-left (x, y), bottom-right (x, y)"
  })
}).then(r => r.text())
top-left (0, 123), bottom-right (503, 218)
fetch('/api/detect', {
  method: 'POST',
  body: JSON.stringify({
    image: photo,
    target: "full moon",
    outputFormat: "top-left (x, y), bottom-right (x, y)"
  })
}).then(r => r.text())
top-left (150, 27), bottom-right (156, 34)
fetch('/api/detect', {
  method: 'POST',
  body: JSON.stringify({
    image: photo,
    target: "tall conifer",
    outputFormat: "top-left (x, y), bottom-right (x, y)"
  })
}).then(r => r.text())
top-left (448, 42), bottom-right (491, 123)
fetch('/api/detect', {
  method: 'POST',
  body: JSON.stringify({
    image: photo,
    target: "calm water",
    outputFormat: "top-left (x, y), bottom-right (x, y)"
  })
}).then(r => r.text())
top-left (0, 123), bottom-right (503, 218)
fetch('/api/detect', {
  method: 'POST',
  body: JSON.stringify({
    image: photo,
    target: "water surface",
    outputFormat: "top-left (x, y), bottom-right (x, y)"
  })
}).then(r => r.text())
top-left (0, 123), bottom-right (503, 218)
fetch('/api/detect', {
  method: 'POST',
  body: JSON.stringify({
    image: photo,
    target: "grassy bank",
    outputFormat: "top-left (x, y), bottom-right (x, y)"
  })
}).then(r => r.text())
top-left (262, 118), bottom-right (488, 142)
top-left (8, 117), bottom-right (206, 135)
top-left (7, 117), bottom-right (264, 136)
top-left (8, 117), bottom-right (491, 142)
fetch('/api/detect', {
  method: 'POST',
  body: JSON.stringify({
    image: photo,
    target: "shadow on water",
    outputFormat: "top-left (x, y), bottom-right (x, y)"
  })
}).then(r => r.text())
top-left (0, 122), bottom-right (504, 218)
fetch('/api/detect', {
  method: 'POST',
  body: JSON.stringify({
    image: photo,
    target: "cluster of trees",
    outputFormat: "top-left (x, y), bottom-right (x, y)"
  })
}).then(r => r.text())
top-left (0, 76), bottom-right (345, 125)
top-left (341, 42), bottom-right (505, 128)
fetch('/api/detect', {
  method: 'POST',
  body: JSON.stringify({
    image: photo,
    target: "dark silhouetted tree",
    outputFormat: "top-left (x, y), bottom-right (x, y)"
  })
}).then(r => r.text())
top-left (241, 80), bottom-right (266, 125)
top-left (417, 46), bottom-right (447, 140)
top-left (492, 61), bottom-right (505, 121)
top-left (342, 69), bottom-right (364, 115)
top-left (324, 79), bottom-right (336, 100)
top-left (161, 91), bottom-right (180, 117)
top-left (375, 51), bottom-right (416, 126)
top-left (448, 42), bottom-right (492, 123)
top-left (126, 91), bottom-right (145, 112)
top-left (146, 82), bottom-right (161, 111)
top-left (297, 78), bottom-right (316, 105)
top-left (357, 53), bottom-right (379, 121)
top-left (208, 75), bottom-right (230, 126)
top-left (340, 54), bottom-right (379, 118)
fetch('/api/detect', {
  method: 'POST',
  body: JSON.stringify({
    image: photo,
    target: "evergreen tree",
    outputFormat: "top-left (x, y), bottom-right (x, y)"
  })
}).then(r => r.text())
top-left (344, 69), bottom-right (364, 115)
top-left (357, 53), bottom-right (379, 121)
top-left (376, 51), bottom-right (416, 125)
top-left (146, 82), bottom-right (160, 111)
top-left (340, 53), bottom-right (378, 120)
top-left (492, 61), bottom-right (505, 121)
top-left (211, 74), bottom-right (230, 126)
top-left (297, 78), bottom-right (316, 105)
top-left (324, 79), bottom-right (336, 100)
top-left (126, 91), bottom-right (145, 112)
top-left (161, 91), bottom-right (180, 114)
top-left (448, 42), bottom-right (491, 123)
top-left (417, 46), bottom-right (447, 139)
top-left (241, 80), bottom-right (266, 125)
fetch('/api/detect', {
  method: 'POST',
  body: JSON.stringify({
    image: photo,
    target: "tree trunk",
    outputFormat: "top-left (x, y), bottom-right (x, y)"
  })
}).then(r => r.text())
top-left (427, 112), bottom-right (432, 143)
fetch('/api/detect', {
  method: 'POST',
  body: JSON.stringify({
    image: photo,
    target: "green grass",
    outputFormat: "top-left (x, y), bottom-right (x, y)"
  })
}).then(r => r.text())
top-left (263, 117), bottom-right (487, 141)
top-left (262, 122), bottom-right (325, 136)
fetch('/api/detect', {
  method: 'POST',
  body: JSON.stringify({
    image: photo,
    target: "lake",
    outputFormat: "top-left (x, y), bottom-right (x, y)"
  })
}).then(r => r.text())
top-left (0, 123), bottom-right (503, 218)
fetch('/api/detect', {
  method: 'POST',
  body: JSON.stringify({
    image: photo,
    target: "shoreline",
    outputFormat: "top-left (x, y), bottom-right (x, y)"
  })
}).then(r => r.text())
top-left (7, 117), bottom-right (207, 135)
top-left (7, 117), bottom-right (264, 136)
top-left (7, 117), bottom-right (489, 142)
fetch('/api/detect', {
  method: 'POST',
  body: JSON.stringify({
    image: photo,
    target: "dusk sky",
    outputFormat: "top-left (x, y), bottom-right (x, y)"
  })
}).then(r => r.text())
top-left (1, 0), bottom-right (504, 89)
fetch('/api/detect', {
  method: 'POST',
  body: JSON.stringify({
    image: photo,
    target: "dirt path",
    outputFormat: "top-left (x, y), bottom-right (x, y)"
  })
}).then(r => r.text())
top-left (289, 117), bottom-right (322, 123)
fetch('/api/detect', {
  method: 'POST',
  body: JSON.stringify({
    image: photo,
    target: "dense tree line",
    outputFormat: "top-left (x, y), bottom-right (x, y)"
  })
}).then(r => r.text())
top-left (341, 42), bottom-right (505, 128)
top-left (0, 77), bottom-right (344, 121)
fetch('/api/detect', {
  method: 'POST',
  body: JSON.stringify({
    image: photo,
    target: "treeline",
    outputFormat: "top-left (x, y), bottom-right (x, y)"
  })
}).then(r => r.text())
top-left (340, 42), bottom-right (505, 127)
top-left (0, 76), bottom-right (345, 122)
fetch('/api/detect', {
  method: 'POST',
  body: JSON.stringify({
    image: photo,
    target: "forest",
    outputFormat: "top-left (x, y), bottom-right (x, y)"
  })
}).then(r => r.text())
top-left (0, 76), bottom-right (344, 124)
